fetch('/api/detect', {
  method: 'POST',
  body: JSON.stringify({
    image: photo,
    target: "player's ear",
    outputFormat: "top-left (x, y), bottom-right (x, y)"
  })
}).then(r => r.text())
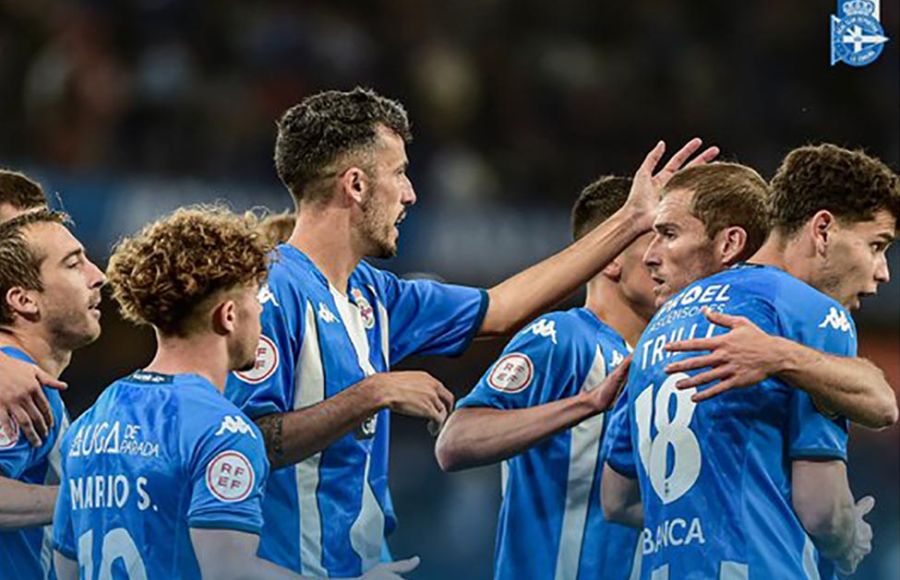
top-left (5, 286), bottom-right (40, 320)
top-left (211, 299), bottom-right (238, 336)
top-left (340, 167), bottom-right (369, 205)
top-left (809, 210), bottom-right (836, 256)
top-left (602, 259), bottom-right (623, 282)
top-left (717, 226), bottom-right (748, 266)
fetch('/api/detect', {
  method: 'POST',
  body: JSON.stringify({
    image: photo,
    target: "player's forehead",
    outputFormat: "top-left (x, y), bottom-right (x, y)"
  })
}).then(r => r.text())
top-left (25, 221), bottom-right (84, 262)
top-left (655, 189), bottom-right (702, 229)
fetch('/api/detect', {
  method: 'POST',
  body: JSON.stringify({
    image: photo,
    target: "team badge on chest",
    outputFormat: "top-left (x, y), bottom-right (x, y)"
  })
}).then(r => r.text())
top-left (351, 288), bottom-right (376, 330)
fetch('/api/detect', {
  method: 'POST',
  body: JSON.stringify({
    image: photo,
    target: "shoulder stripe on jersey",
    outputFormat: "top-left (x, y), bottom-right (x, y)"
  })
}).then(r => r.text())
top-left (553, 345), bottom-right (607, 580)
top-left (294, 301), bottom-right (328, 577)
top-left (376, 296), bottom-right (390, 369)
top-left (329, 287), bottom-right (386, 571)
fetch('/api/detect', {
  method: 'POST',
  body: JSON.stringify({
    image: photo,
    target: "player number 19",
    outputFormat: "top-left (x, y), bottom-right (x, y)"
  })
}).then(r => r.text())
top-left (635, 372), bottom-right (701, 504)
top-left (77, 528), bottom-right (148, 580)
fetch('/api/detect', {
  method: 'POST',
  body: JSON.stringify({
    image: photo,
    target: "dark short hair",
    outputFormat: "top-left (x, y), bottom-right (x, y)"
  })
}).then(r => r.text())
top-left (274, 87), bottom-right (412, 205)
top-left (571, 176), bottom-right (633, 240)
top-left (663, 162), bottom-right (771, 259)
top-left (770, 144), bottom-right (900, 235)
top-left (0, 209), bottom-right (70, 326)
top-left (0, 170), bottom-right (47, 213)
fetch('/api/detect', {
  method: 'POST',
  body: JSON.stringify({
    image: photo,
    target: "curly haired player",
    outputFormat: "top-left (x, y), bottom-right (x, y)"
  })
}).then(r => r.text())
top-left (51, 206), bottom-right (417, 580)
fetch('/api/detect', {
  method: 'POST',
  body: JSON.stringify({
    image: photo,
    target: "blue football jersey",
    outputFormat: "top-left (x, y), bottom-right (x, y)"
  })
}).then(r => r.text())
top-left (604, 264), bottom-right (855, 579)
top-left (0, 346), bottom-right (68, 580)
top-left (51, 371), bottom-right (269, 579)
top-left (224, 244), bottom-right (488, 577)
top-left (457, 309), bottom-right (641, 580)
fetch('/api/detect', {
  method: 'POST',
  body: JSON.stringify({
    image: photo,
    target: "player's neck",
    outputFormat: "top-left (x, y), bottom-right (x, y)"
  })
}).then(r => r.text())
top-left (585, 283), bottom-right (646, 347)
top-left (288, 205), bottom-right (364, 293)
top-left (0, 326), bottom-right (70, 378)
top-left (144, 332), bottom-right (229, 393)
top-left (749, 232), bottom-right (812, 283)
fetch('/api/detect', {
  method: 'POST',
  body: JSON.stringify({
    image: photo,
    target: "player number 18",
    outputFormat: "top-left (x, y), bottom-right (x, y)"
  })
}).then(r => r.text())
top-left (77, 528), bottom-right (148, 580)
top-left (635, 372), bottom-right (702, 504)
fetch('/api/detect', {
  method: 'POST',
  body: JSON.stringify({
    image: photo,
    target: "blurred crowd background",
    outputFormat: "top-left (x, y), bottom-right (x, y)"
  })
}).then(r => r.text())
top-left (1, 1), bottom-right (898, 578)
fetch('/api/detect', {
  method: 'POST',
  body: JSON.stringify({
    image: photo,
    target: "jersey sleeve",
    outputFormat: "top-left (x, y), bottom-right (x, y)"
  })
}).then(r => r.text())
top-left (225, 280), bottom-right (302, 419)
top-left (377, 268), bottom-right (488, 363)
top-left (0, 386), bottom-right (60, 478)
top-left (602, 379), bottom-right (638, 479)
top-left (185, 416), bottom-right (271, 535)
top-left (456, 316), bottom-right (576, 411)
top-left (51, 437), bottom-right (77, 559)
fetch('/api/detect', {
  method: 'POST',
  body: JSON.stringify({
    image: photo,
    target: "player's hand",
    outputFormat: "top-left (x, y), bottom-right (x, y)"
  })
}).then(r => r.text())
top-left (0, 352), bottom-right (67, 446)
top-left (359, 556), bottom-right (421, 579)
top-left (663, 308), bottom-right (779, 403)
top-left (837, 496), bottom-right (875, 575)
top-left (368, 371), bottom-right (454, 428)
top-left (623, 138), bottom-right (720, 232)
top-left (582, 356), bottom-right (631, 413)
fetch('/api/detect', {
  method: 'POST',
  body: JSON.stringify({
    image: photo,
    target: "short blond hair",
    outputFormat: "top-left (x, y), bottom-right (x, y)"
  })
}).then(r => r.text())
top-left (107, 206), bottom-right (269, 336)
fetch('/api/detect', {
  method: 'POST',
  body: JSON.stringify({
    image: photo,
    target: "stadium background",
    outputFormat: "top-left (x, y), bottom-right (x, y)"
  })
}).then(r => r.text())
top-left (0, 1), bottom-right (897, 578)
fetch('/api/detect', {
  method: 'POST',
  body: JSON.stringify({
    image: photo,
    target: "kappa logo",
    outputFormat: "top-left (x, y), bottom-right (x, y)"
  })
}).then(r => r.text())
top-left (0, 418), bottom-right (19, 450)
top-left (350, 288), bottom-right (376, 330)
top-left (205, 450), bottom-right (255, 503)
top-left (257, 284), bottom-right (280, 308)
top-left (318, 302), bottom-right (337, 324)
top-left (488, 353), bottom-right (534, 393)
top-left (611, 350), bottom-right (625, 367)
top-left (234, 335), bottom-right (279, 384)
top-left (527, 319), bottom-right (558, 344)
top-left (818, 307), bottom-right (853, 334)
top-left (215, 415), bottom-right (257, 439)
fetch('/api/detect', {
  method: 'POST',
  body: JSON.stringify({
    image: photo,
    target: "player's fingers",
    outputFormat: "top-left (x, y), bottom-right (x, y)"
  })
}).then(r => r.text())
top-left (702, 307), bottom-right (745, 328)
top-left (434, 383), bottom-right (455, 414)
top-left (0, 409), bottom-right (13, 444)
top-left (684, 146), bottom-right (720, 168)
top-left (660, 138), bottom-right (703, 175)
top-left (637, 141), bottom-right (666, 177)
top-left (31, 388), bottom-right (54, 432)
top-left (675, 366), bottom-right (733, 391)
top-left (10, 406), bottom-right (41, 447)
top-left (665, 353), bottom-right (718, 373)
top-left (857, 495), bottom-right (876, 515)
top-left (35, 367), bottom-right (67, 391)
top-left (690, 380), bottom-right (735, 403)
top-left (664, 338), bottom-right (717, 354)
top-left (22, 396), bottom-right (49, 439)
top-left (383, 556), bottom-right (421, 574)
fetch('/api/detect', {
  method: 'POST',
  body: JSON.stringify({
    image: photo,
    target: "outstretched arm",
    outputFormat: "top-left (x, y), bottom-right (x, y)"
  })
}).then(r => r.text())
top-left (436, 359), bottom-right (629, 471)
top-left (256, 371), bottom-right (453, 469)
top-left (792, 460), bottom-right (874, 576)
top-left (665, 308), bottom-right (898, 429)
top-left (479, 139), bottom-right (719, 337)
top-left (600, 464), bottom-right (643, 529)
top-left (0, 476), bottom-right (57, 529)
top-left (191, 528), bottom-right (420, 579)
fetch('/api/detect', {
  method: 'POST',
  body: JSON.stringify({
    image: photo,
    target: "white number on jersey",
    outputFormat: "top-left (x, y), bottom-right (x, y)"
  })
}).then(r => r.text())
top-left (635, 372), bottom-right (701, 504)
top-left (77, 528), bottom-right (148, 580)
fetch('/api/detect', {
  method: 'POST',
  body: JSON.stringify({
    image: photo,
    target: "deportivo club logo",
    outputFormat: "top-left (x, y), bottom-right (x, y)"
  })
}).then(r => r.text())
top-left (831, 0), bottom-right (889, 67)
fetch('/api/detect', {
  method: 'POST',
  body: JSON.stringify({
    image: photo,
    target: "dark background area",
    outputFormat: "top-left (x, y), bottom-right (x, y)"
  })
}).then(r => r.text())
top-left (1, 1), bottom-right (898, 578)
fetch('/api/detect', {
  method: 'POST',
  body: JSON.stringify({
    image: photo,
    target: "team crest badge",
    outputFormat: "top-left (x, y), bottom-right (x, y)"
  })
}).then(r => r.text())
top-left (234, 335), bottom-right (279, 384)
top-left (831, 0), bottom-right (888, 67)
top-left (351, 288), bottom-right (376, 330)
top-left (0, 419), bottom-right (19, 449)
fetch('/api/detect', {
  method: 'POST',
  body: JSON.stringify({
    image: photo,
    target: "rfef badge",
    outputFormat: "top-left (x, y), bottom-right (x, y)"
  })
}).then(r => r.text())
top-left (831, 0), bottom-right (889, 67)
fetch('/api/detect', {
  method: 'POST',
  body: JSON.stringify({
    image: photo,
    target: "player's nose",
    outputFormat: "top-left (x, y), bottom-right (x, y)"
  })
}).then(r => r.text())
top-left (874, 253), bottom-right (890, 284)
top-left (643, 236), bottom-right (661, 266)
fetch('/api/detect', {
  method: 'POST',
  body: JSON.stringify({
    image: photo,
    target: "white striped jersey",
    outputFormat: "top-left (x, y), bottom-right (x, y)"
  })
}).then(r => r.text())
top-left (604, 264), bottom-right (854, 579)
top-left (0, 346), bottom-right (68, 580)
top-left (224, 244), bottom-right (488, 577)
top-left (456, 308), bottom-right (641, 580)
